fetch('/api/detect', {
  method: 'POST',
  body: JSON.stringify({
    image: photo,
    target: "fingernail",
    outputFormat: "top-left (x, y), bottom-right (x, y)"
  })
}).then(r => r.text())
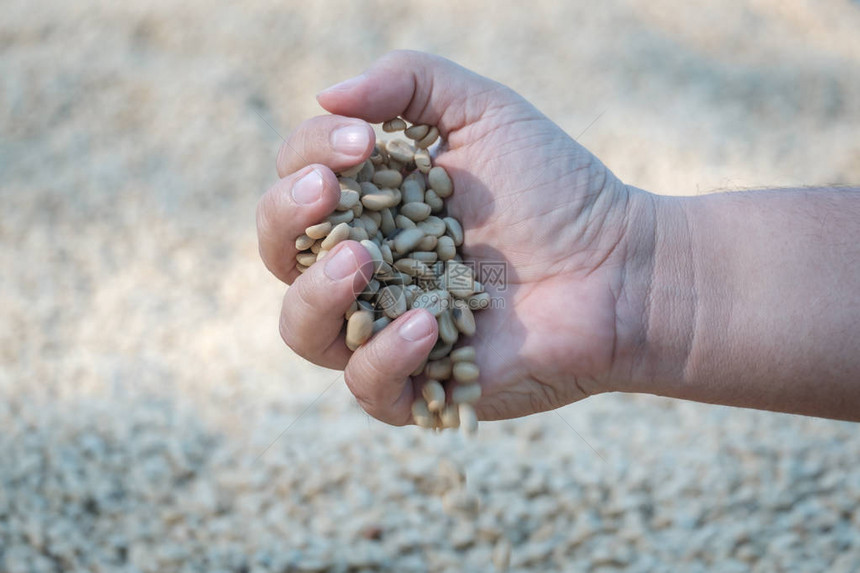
top-left (291, 170), bottom-right (323, 205)
top-left (318, 75), bottom-right (364, 97)
top-left (324, 245), bottom-right (358, 281)
top-left (399, 311), bottom-right (435, 342)
top-left (331, 124), bottom-right (369, 156)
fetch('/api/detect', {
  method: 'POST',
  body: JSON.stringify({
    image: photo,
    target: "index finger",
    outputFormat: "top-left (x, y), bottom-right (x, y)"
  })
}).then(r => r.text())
top-left (276, 115), bottom-right (375, 179)
top-left (256, 164), bottom-right (340, 284)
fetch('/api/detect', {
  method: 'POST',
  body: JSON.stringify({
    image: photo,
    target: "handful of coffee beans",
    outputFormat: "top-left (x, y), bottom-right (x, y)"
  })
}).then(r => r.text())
top-left (294, 119), bottom-right (486, 436)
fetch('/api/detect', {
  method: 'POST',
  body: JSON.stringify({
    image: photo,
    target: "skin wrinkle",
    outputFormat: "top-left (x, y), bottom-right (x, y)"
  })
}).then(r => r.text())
top-left (256, 189), bottom-right (295, 280)
top-left (350, 343), bottom-right (397, 404)
top-left (276, 140), bottom-right (300, 177)
top-left (461, 85), bottom-right (513, 124)
top-left (602, 190), bottom-right (634, 385)
top-left (281, 279), bottom-right (323, 353)
top-left (569, 374), bottom-right (592, 401)
top-left (382, 367), bottom-right (416, 426)
top-left (466, 176), bottom-right (524, 213)
top-left (475, 364), bottom-right (535, 420)
top-left (467, 99), bottom-right (543, 138)
top-left (520, 151), bottom-right (588, 193)
top-left (560, 195), bottom-right (604, 256)
top-left (527, 378), bottom-right (559, 414)
top-left (388, 382), bottom-right (415, 426)
top-left (524, 172), bottom-right (598, 221)
top-left (446, 103), bottom-right (538, 167)
top-left (678, 201), bottom-right (698, 392)
top-left (569, 160), bottom-right (608, 242)
top-left (409, 68), bottom-right (436, 127)
top-left (319, 333), bottom-right (348, 370)
top-left (397, 63), bottom-right (428, 127)
top-left (581, 183), bottom-right (630, 277)
top-left (607, 269), bottom-right (626, 386)
top-left (584, 217), bottom-right (625, 280)
top-left (462, 121), bottom-right (553, 166)
top-left (634, 196), bottom-right (699, 396)
top-left (518, 182), bottom-right (609, 275)
top-left (478, 400), bottom-right (505, 421)
top-left (455, 83), bottom-right (517, 138)
top-left (630, 191), bottom-right (658, 389)
top-left (506, 177), bottom-right (616, 279)
top-left (447, 101), bottom-right (539, 151)
top-left (490, 159), bottom-right (593, 240)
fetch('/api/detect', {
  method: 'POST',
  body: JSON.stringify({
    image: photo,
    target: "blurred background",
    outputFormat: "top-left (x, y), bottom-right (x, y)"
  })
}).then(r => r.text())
top-left (1, 1), bottom-right (859, 571)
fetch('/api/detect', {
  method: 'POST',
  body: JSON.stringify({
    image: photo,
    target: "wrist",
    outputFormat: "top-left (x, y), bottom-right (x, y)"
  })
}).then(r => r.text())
top-left (612, 186), bottom-right (860, 420)
top-left (612, 188), bottom-right (698, 396)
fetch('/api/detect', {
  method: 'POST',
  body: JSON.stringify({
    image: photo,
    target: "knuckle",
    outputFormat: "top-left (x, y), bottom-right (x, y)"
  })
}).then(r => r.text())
top-left (291, 275), bottom-right (321, 314)
top-left (278, 310), bottom-right (303, 356)
top-left (259, 246), bottom-right (287, 282)
top-left (308, 124), bottom-right (332, 153)
top-left (279, 277), bottom-right (326, 351)
top-left (358, 342), bottom-right (388, 384)
top-left (278, 138), bottom-right (309, 177)
top-left (257, 178), bottom-right (295, 233)
top-left (279, 281), bottom-right (318, 354)
top-left (256, 188), bottom-right (296, 281)
top-left (255, 191), bottom-right (277, 239)
top-left (278, 118), bottom-right (336, 176)
top-left (276, 140), bottom-right (294, 177)
top-left (346, 353), bottom-right (386, 400)
top-left (343, 367), bottom-right (381, 419)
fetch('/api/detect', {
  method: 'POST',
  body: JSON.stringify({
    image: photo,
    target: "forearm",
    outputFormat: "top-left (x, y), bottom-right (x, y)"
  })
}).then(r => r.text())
top-left (627, 186), bottom-right (860, 421)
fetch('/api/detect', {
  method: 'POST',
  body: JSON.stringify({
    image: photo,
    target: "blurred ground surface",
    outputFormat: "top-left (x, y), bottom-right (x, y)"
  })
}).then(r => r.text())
top-left (1, 1), bottom-right (859, 571)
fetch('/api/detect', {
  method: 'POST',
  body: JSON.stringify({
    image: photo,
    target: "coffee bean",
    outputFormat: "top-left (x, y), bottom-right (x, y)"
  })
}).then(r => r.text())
top-left (451, 383), bottom-right (481, 405)
top-left (345, 310), bottom-right (374, 351)
top-left (453, 361), bottom-right (480, 383)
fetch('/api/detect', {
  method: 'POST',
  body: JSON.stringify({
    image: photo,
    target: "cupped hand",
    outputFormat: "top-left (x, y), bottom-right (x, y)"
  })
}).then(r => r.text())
top-left (257, 51), bottom-right (645, 425)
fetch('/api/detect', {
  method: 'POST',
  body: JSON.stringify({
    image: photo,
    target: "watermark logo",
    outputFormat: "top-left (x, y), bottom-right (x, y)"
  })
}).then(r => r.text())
top-left (477, 261), bottom-right (507, 292)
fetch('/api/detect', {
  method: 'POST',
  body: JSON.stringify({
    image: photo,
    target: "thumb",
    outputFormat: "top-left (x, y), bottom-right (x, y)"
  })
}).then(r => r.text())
top-left (316, 50), bottom-right (518, 136)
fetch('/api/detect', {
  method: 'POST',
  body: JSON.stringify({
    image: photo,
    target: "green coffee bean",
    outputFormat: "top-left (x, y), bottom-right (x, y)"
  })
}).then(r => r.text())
top-left (453, 361), bottom-right (480, 383)
top-left (415, 126), bottom-right (440, 149)
top-left (422, 379), bottom-right (446, 412)
top-left (382, 118), bottom-right (407, 132)
top-left (404, 124), bottom-right (430, 140)
top-left (393, 228), bottom-right (425, 254)
top-left (451, 383), bottom-right (481, 404)
top-left (425, 357), bottom-right (453, 380)
top-left (345, 310), bottom-right (374, 351)
top-left (400, 202), bottom-right (432, 222)
top-left (296, 234), bottom-right (315, 251)
top-left (305, 222), bottom-right (332, 240)
top-left (320, 222), bottom-right (351, 250)
top-left (372, 169), bottom-right (403, 189)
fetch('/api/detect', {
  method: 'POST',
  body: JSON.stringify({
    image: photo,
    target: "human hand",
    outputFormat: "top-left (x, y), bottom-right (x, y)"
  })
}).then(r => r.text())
top-left (257, 51), bottom-right (649, 425)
